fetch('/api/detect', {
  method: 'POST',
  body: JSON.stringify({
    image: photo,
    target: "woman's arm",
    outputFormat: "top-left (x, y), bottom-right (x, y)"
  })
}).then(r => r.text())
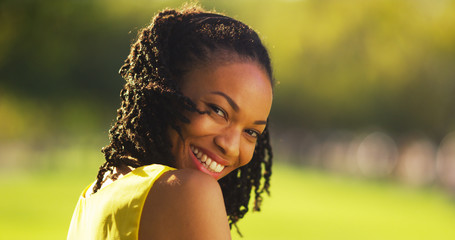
top-left (139, 169), bottom-right (231, 240)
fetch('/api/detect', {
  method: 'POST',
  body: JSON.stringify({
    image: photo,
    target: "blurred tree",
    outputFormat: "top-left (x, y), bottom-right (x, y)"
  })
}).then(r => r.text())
top-left (1, 0), bottom-right (454, 140)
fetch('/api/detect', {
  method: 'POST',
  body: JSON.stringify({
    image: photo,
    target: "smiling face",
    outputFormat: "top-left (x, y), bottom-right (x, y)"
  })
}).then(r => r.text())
top-left (168, 60), bottom-right (273, 180)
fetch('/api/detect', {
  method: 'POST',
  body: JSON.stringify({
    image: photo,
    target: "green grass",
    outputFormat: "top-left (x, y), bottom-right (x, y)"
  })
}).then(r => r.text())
top-left (1, 149), bottom-right (455, 240)
top-left (234, 166), bottom-right (455, 240)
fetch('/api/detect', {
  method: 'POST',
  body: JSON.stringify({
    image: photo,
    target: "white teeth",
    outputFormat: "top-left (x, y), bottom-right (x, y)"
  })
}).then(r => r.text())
top-left (191, 146), bottom-right (225, 173)
top-left (205, 158), bottom-right (212, 166)
top-left (216, 164), bottom-right (223, 172)
top-left (209, 161), bottom-right (217, 171)
top-left (201, 154), bottom-right (207, 163)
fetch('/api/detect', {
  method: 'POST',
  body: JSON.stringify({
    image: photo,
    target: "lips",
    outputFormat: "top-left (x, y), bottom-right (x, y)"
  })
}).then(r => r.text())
top-left (190, 145), bottom-right (225, 173)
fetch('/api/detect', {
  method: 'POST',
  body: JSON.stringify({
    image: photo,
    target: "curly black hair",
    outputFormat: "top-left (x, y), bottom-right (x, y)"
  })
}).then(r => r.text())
top-left (93, 5), bottom-right (274, 229)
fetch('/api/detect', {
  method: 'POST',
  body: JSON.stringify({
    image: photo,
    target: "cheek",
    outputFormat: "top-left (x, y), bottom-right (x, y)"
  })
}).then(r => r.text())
top-left (181, 112), bottom-right (218, 137)
top-left (239, 143), bottom-right (256, 167)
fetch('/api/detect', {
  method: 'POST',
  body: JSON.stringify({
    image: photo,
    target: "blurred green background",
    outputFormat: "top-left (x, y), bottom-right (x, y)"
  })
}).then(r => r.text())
top-left (1, 0), bottom-right (455, 239)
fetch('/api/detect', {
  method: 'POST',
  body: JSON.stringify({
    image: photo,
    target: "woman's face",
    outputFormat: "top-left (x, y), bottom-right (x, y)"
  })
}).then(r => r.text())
top-left (168, 60), bottom-right (273, 180)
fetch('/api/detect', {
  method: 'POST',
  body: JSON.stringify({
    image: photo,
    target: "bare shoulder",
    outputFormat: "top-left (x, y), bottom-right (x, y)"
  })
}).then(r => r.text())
top-left (151, 169), bottom-right (224, 207)
top-left (139, 169), bottom-right (231, 240)
top-left (156, 168), bottom-right (222, 195)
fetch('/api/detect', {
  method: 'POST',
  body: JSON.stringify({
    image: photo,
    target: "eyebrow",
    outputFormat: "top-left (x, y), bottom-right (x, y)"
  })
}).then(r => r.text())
top-left (210, 91), bottom-right (239, 112)
top-left (210, 91), bottom-right (268, 125)
top-left (254, 120), bottom-right (267, 125)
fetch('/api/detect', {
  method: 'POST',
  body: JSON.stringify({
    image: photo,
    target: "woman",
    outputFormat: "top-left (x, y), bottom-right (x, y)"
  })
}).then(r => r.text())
top-left (68, 5), bottom-right (274, 240)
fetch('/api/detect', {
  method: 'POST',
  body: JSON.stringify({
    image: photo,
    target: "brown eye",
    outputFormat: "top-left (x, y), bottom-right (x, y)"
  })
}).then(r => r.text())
top-left (245, 129), bottom-right (260, 139)
top-left (209, 104), bottom-right (227, 118)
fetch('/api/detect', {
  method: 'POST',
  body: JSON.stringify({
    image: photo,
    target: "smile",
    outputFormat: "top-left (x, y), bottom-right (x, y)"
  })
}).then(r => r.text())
top-left (190, 145), bottom-right (225, 173)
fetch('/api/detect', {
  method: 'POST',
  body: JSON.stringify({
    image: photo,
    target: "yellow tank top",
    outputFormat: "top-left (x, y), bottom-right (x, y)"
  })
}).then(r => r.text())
top-left (67, 164), bottom-right (175, 240)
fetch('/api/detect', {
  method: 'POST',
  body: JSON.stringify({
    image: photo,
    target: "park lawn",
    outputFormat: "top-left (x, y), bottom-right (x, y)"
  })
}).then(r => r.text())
top-left (233, 165), bottom-right (455, 240)
top-left (1, 160), bottom-right (454, 240)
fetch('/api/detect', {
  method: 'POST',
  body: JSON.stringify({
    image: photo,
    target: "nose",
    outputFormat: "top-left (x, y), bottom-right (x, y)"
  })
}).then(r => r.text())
top-left (213, 126), bottom-right (240, 158)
